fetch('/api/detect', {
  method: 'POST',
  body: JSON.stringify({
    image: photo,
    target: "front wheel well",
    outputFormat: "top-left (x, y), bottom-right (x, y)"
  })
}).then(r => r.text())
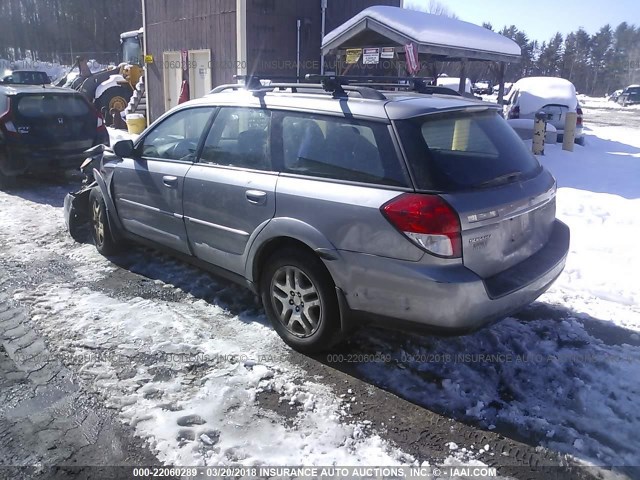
top-left (252, 237), bottom-right (319, 292)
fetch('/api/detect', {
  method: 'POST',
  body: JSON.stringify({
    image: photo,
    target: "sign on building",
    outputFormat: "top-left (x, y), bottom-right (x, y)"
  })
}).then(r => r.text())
top-left (345, 48), bottom-right (362, 64)
top-left (381, 47), bottom-right (395, 59)
top-left (363, 48), bottom-right (380, 65)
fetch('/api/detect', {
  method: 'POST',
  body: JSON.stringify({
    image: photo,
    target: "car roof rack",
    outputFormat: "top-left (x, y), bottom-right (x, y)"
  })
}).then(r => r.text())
top-left (210, 74), bottom-right (388, 100)
top-left (209, 74), bottom-right (461, 99)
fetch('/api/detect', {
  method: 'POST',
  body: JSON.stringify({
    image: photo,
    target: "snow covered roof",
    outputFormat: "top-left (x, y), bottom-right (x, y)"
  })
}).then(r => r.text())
top-left (120, 28), bottom-right (143, 40)
top-left (322, 6), bottom-right (521, 63)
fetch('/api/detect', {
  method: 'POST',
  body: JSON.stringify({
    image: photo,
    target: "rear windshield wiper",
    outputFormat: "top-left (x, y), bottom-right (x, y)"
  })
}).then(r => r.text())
top-left (476, 171), bottom-right (522, 188)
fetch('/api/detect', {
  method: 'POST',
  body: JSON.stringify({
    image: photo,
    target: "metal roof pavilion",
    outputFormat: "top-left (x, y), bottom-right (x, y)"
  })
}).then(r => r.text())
top-left (322, 5), bottom-right (521, 64)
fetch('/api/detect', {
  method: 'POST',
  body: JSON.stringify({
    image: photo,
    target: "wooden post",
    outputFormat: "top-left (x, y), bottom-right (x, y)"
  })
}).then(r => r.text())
top-left (497, 62), bottom-right (505, 105)
top-left (458, 58), bottom-right (467, 94)
top-left (532, 112), bottom-right (546, 156)
top-left (562, 112), bottom-right (577, 151)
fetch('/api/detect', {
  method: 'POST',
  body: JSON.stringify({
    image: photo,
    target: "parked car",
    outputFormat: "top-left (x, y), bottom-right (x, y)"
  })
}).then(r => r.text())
top-left (65, 79), bottom-right (569, 353)
top-left (1, 70), bottom-right (51, 85)
top-left (504, 77), bottom-right (584, 145)
top-left (436, 76), bottom-right (473, 93)
top-left (493, 82), bottom-right (513, 96)
top-left (608, 89), bottom-right (623, 103)
top-left (617, 85), bottom-right (640, 106)
top-left (472, 80), bottom-right (492, 95)
top-left (0, 85), bottom-right (109, 185)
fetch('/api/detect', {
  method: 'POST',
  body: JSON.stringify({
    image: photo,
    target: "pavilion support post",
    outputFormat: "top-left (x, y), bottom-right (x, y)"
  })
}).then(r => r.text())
top-left (458, 58), bottom-right (467, 94)
top-left (497, 61), bottom-right (506, 105)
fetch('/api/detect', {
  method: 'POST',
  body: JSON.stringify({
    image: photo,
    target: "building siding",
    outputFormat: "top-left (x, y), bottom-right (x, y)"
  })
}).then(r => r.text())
top-left (144, 0), bottom-right (236, 120)
top-left (144, 0), bottom-right (400, 120)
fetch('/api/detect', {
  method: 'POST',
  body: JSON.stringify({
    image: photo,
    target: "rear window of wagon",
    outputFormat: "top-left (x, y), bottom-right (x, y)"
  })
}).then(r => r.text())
top-left (395, 110), bottom-right (541, 191)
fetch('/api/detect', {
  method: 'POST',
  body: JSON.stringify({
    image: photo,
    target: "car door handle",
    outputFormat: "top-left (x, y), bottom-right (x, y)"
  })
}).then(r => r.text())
top-left (245, 190), bottom-right (267, 205)
top-left (163, 175), bottom-right (178, 188)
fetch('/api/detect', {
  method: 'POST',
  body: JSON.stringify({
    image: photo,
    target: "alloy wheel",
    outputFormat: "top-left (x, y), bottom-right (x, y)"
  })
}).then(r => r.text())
top-left (92, 199), bottom-right (105, 247)
top-left (270, 266), bottom-right (322, 338)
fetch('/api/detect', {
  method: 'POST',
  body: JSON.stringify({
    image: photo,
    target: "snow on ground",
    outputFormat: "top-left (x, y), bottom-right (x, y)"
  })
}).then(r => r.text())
top-left (579, 94), bottom-right (640, 112)
top-left (18, 284), bottom-right (415, 467)
top-left (0, 58), bottom-right (109, 83)
top-left (542, 124), bottom-right (640, 307)
top-left (354, 118), bottom-right (640, 471)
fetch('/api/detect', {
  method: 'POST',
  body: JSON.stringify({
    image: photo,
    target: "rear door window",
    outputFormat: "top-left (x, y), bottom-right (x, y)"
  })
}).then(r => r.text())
top-left (274, 112), bottom-right (408, 187)
top-left (396, 110), bottom-right (541, 191)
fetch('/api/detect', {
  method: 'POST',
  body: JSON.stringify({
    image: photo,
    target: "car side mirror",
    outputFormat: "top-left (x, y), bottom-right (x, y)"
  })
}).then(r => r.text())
top-left (113, 139), bottom-right (135, 158)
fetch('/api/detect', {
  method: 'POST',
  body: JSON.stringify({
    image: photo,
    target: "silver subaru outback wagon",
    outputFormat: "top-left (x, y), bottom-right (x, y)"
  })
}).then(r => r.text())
top-left (65, 79), bottom-right (570, 353)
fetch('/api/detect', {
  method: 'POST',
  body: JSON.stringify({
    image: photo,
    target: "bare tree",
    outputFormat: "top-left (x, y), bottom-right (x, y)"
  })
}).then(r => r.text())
top-left (405, 0), bottom-right (459, 19)
top-left (0, 0), bottom-right (141, 64)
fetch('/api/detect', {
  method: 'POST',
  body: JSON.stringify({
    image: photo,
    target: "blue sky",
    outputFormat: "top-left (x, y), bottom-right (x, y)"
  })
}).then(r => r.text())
top-left (404, 0), bottom-right (640, 42)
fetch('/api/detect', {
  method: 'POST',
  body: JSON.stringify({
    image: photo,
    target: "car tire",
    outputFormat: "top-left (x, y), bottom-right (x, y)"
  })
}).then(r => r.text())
top-left (0, 171), bottom-right (16, 190)
top-left (89, 187), bottom-right (120, 256)
top-left (575, 136), bottom-right (585, 146)
top-left (0, 149), bottom-right (15, 189)
top-left (260, 249), bottom-right (342, 353)
top-left (98, 86), bottom-right (132, 115)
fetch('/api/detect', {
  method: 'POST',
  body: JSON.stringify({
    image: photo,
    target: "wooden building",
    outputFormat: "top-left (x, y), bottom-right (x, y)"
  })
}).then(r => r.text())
top-left (142, 0), bottom-right (400, 121)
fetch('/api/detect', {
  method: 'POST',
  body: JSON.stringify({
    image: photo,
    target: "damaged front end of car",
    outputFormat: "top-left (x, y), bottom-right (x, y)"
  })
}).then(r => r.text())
top-left (64, 144), bottom-right (109, 241)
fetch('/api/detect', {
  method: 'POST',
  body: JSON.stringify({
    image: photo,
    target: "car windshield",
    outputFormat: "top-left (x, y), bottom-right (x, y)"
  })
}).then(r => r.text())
top-left (4, 71), bottom-right (49, 85)
top-left (15, 94), bottom-right (90, 117)
top-left (122, 36), bottom-right (142, 65)
top-left (396, 110), bottom-right (541, 191)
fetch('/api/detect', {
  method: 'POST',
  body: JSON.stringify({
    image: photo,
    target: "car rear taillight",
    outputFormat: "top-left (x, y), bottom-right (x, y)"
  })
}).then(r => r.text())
top-left (0, 97), bottom-right (9, 118)
top-left (576, 107), bottom-right (583, 126)
top-left (381, 194), bottom-right (462, 258)
top-left (97, 113), bottom-right (106, 132)
top-left (86, 99), bottom-right (107, 134)
top-left (0, 97), bottom-right (17, 135)
top-left (508, 105), bottom-right (520, 119)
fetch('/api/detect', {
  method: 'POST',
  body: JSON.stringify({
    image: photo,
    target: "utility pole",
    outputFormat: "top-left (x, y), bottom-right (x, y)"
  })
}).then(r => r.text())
top-left (320, 0), bottom-right (327, 75)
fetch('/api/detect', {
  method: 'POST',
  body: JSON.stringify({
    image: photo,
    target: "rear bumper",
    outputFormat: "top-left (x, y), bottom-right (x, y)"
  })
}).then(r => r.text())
top-left (329, 220), bottom-right (569, 333)
top-left (0, 144), bottom-right (91, 175)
